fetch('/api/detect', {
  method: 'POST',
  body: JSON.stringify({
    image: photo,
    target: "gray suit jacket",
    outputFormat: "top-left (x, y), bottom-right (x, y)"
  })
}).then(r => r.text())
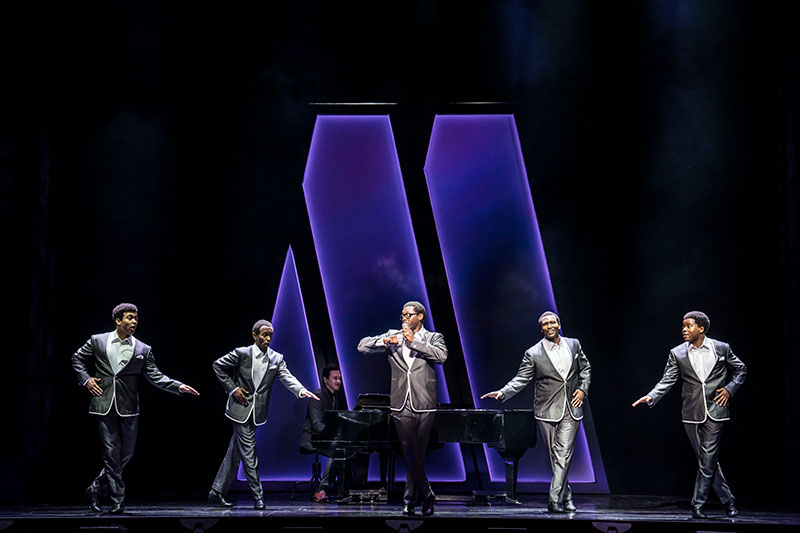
top-left (647, 338), bottom-right (747, 423)
top-left (71, 333), bottom-right (184, 417)
top-left (212, 346), bottom-right (306, 426)
top-left (499, 337), bottom-right (591, 422)
top-left (357, 327), bottom-right (448, 412)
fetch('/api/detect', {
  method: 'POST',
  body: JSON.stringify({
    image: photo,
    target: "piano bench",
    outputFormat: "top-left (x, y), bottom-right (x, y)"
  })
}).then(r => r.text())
top-left (290, 450), bottom-right (322, 502)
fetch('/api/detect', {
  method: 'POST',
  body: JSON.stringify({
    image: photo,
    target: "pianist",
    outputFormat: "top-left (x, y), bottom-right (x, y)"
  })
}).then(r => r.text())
top-left (300, 364), bottom-right (347, 502)
top-left (357, 301), bottom-right (448, 516)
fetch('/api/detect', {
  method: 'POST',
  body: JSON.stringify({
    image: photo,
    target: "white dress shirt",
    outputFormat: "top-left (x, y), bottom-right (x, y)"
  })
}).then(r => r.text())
top-left (400, 326), bottom-right (428, 370)
top-left (251, 344), bottom-right (269, 390)
top-left (688, 337), bottom-right (716, 382)
top-left (542, 336), bottom-right (572, 380)
top-left (107, 330), bottom-right (136, 374)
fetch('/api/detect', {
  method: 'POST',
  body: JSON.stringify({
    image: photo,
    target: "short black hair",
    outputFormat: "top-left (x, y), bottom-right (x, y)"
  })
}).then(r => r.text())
top-left (538, 311), bottom-right (560, 328)
top-left (113, 303), bottom-right (138, 321)
top-left (252, 319), bottom-right (273, 334)
top-left (683, 311), bottom-right (710, 333)
top-left (322, 363), bottom-right (340, 380)
top-left (402, 301), bottom-right (426, 319)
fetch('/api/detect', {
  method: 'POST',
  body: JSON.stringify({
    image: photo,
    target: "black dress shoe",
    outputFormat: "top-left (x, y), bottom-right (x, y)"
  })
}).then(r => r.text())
top-left (691, 506), bottom-right (707, 519)
top-left (254, 499), bottom-right (265, 510)
top-left (563, 499), bottom-right (577, 512)
top-left (725, 499), bottom-right (738, 518)
top-left (547, 501), bottom-right (566, 513)
top-left (107, 503), bottom-right (125, 514)
top-left (402, 504), bottom-right (416, 516)
top-left (84, 484), bottom-right (102, 513)
top-left (421, 493), bottom-right (435, 516)
top-left (208, 489), bottom-right (233, 507)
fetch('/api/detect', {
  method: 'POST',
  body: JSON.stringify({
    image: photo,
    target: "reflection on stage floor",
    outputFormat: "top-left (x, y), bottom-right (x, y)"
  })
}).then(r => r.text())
top-left (2, 494), bottom-right (799, 532)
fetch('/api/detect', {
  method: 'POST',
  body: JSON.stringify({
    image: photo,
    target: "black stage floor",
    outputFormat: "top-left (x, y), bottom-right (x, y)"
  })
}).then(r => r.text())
top-left (2, 495), bottom-right (799, 532)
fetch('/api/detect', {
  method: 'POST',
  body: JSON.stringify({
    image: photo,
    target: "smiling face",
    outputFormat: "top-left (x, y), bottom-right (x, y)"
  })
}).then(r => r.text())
top-left (540, 314), bottom-right (561, 342)
top-left (252, 325), bottom-right (274, 352)
top-left (682, 318), bottom-right (705, 346)
top-left (323, 369), bottom-right (342, 393)
top-left (115, 312), bottom-right (138, 339)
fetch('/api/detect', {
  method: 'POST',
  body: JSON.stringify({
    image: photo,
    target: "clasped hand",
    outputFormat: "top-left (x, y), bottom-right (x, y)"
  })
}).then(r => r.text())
top-left (384, 326), bottom-right (414, 346)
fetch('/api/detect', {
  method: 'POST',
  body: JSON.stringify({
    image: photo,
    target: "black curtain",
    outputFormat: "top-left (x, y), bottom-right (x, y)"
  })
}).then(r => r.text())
top-left (1, 0), bottom-right (797, 508)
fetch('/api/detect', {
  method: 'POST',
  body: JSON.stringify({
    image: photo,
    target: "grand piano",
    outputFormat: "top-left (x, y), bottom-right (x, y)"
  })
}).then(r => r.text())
top-left (311, 396), bottom-right (536, 503)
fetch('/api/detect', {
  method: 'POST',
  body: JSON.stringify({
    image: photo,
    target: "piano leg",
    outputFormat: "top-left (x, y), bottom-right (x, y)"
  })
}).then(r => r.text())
top-left (387, 451), bottom-right (397, 493)
top-left (503, 458), bottom-right (522, 505)
top-left (331, 458), bottom-right (348, 501)
top-left (376, 450), bottom-right (398, 493)
top-left (379, 450), bottom-right (389, 490)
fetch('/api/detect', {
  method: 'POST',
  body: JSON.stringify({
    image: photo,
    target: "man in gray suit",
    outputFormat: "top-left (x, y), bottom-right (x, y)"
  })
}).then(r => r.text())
top-left (633, 311), bottom-right (746, 519)
top-left (208, 319), bottom-right (319, 510)
top-left (357, 301), bottom-right (447, 516)
top-left (482, 311), bottom-right (591, 514)
top-left (71, 303), bottom-right (200, 514)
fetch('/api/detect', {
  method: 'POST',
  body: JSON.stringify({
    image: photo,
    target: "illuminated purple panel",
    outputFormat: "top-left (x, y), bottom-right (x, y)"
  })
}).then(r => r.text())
top-left (237, 247), bottom-right (320, 481)
top-left (424, 115), bottom-right (605, 487)
top-left (303, 115), bottom-right (464, 481)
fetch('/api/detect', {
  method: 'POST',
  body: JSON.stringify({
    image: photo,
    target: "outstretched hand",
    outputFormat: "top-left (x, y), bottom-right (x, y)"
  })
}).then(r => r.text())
top-left (631, 395), bottom-right (652, 407)
top-left (480, 391), bottom-right (503, 401)
top-left (301, 390), bottom-right (320, 401)
top-left (179, 384), bottom-right (200, 396)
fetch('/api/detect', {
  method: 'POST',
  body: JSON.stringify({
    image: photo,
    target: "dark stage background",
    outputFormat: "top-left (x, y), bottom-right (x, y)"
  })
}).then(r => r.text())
top-left (2, 0), bottom-right (798, 510)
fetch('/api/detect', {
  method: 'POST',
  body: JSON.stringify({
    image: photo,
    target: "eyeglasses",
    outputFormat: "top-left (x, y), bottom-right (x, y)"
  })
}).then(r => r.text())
top-left (400, 312), bottom-right (420, 320)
